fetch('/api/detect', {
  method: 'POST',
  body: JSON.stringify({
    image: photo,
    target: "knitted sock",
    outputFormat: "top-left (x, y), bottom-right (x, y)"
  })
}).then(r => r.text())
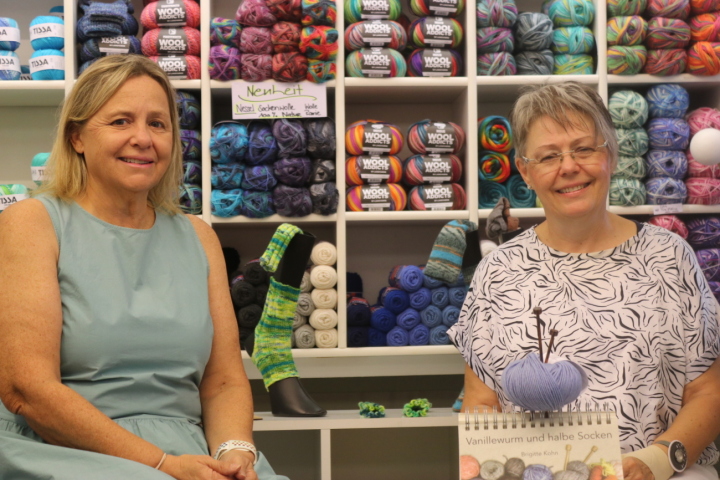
top-left (76, 15), bottom-right (123, 42)
top-left (252, 277), bottom-right (300, 390)
top-left (260, 223), bottom-right (303, 273)
top-left (485, 197), bottom-right (510, 241)
top-left (79, 0), bottom-right (134, 14)
top-left (424, 220), bottom-right (478, 284)
top-left (85, 2), bottom-right (129, 24)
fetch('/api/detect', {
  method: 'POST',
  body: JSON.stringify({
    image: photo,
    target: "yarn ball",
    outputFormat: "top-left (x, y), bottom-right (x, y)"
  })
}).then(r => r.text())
top-left (247, 121), bottom-right (279, 165)
top-left (180, 129), bottom-right (201, 160)
top-left (241, 165), bottom-right (278, 191)
top-left (688, 150), bottom-right (720, 178)
top-left (345, 48), bottom-right (407, 77)
top-left (549, 0), bottom-right (595, 26)
top-left (687, 107), bottom-right (720, 135)
top-left (301, 0), bottom-right (338, 26)
top-left (271, 22), bottom-right (301, 52)
top-left (553, 54), bottom-right (594, 74)
top-left (697, 248), bottom-right (720, 281)
top-left (646, 149), bottom-right (688, 178)
top-left (141, 27), bottom-right (201, 56)
top-left (149, 55), bottom-right (201, 79)
top-left (211, 189), bottom-right (243, 217)
top-left (403, 154), bottom-right (463, 185)
top-left (273, 119), bottom-right (307, 157)
top-left (210, 122), bottom-right (248, 163)
top-left (691, 0), bottom-right (716, 14)
top-left (176, 91), bottom-right (201, 130)
top-left (241, 190), bottom-right (275, 218)
top-left (608, 0), bottom-right (647, 15)
top-left (307, 59), bottom-right (336, 82)
top-left (524, 465), bottom-right (554, 480)
top-left (29, 15), bottom-right (64, 50)
top-left (506, 174), bottom-right (537, 208)
top-left (503, 352), bottom-right (585, 411)
top-left (643, 48), bottom-right (688, 75)
top-left (480, 460), bottom-right (504, 480)
top-left (310, 159), bottom-right (336, 183)
top-left (29, 49), bottom-right (64, 80)
top-left (552, 26), bottom-right (595, 54)
top-left (346, 184), bottom-right (407, 211)
top-left (344, 0), bottom-right (402, 23)
top-left (607, 15), bottom-right (647, 46)
top-left (236, 0), bottom-right (277, 27)
top-left (346, 20), bottom-right (407, 50)
top-left (0, 51), bottom-right (21, 80)
top-left (346, 155), bottom-right (403, 185)
top-left (648, 214), bottom-right (689, 237)
top-left (476, 0), bottom-right (518, 28)
top-left (141, 0), bottom-right (201, 29)
top-left (31, 153), bottom-right (50, 186)
top-left (616, 128), bottom-right (649, 156)
top-left (211, 164), bottom-right (244, 189)
top-left (477, 52), bottom-right (517, 75)
top-left (514, 12), bottom-right (553, 51)
top-left (645, 177), bottom-right (687, 204)
top-left (607, 45), bottom-right (647, 74)
top-left (515, 50), bottom-right (553, 74)
top-left (646, 83), bottom-right (689, 119)
top-left (409, 0), bottom-right (465, 17)
top-left (690, 13), bottom-right (720, 42)
top-left (609, 90), bottom-right (648, 128)
top-left (687, 217), bottom-right (720, 248)
top-left (208, 45), bottom-right (242, 80)
top-left (241, 27), bottom-right (273, 54)
top-left (646, 17), bottom-right (691, 49)
top-left (0, 18), bottom-right (20, 51)
top-left (647, 118), bottom-right (690, 150)
top-left (615, 155), bottom-right (647, 178)
top-left (273, 157), bottom-right (312, 186)
top-left (273, 184), bottom-right (313, 216)
top-left (299, 26), bottom-right (339, 60)
top-left (479, 151), bottom-right (511, 182)
top-left (179, 184), bottom-right (202, 214)
top-left (409, 17), bottom-right (463, 48)
top-left (241, 53), bottom-right (273, 81)
top-left (305, 118), bottom-right (336, 158)
top-left (309, 182), bottom-right (339, 215)
top-left (407, 120), bottom-right (465, 155)
top-left (477, 27), bottom-right (515, 53)
top-left (408, 183), bottom-right (467, 210)
top-left (646, 0), bottom-right (690, 19)
top-left (460, 456), bottom-right (481, 480)
top-left (272, 52), bottom-right (308, 81)
top-left (267, 0), bottom-right (302, 21)
top-left (506, 459), bottom-right (526, 477)
top-left (210, 17), bottom-right (242, 48)
top-left (687, 42), bottom-right (720, 76)
top-left (478, 115), bottom-right (513, 153)
top-left (686, 177), bottom-right (720, 204)
top-left (346, 120), bottom-right (403, 155)
top-left (609, 177), bottom-right (646, 205)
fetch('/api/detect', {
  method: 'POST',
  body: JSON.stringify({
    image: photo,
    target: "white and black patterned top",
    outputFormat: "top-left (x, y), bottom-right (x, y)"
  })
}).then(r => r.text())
top-left (448, 223), bottom-right (720, 464)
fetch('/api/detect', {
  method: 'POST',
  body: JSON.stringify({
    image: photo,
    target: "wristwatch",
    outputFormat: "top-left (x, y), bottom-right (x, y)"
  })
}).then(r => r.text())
top-left (655, 440), bottom-right (688, 473)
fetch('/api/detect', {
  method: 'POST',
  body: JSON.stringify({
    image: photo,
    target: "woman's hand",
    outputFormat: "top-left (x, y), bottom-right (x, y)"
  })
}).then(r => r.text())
top-left (160, 454), bottom-right (243, 480)
top-left (622, 456), bottom-right (655, 480)
top-left (218, 450), bottom-right (258, 480)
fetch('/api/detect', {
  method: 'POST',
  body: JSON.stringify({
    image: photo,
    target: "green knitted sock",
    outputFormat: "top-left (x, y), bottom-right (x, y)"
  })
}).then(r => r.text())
top-left (252, 277), bottom-right (300, 390)
top-left (260, 223), bottom-right (303, 273)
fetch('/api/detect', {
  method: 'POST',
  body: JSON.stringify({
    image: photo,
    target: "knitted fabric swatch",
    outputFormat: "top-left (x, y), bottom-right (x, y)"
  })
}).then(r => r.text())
top-left (260, 223), bottom-right (303, 273)
top-left (424, 220), bottom-right (478, 284)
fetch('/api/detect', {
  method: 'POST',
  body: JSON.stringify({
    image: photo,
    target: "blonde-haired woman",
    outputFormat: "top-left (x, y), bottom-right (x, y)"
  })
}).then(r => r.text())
top-left (0, 55), bottom-right (287, 480)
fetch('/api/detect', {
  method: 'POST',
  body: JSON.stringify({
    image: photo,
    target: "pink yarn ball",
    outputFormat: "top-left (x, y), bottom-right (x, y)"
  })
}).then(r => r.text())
top-left (460, 455), bottom-right (480, 480)
top-left (148, 54), bottom-right (201, 79)
top-left (686, 177), bottom-right (720, 204)
top-left (241, 53), bottom-right (273, 81)
top-left (648, 214), bottom-right (689, 238)
top-left (241, 27), bottom-right (274, 54)
top-left (236, 0), bottom-right (278, 27)
top-left (686, 107), bottom-right (720, 135)
top-left (141, 0), bottom-right (201, 29)
top-left (687, 150), bottom-right (720, 178)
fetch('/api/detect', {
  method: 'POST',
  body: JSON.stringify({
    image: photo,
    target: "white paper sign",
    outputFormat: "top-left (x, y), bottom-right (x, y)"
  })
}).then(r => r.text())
top-left (652, 203), bottom-right (684, 215)
top-left (231, 81), bottom-right (327, 120)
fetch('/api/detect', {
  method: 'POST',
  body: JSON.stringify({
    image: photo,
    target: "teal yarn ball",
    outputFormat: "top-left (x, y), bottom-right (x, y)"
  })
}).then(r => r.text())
top-left (29, 49), bottom-right (64, 80)
top-left (547, 0), bottom-right (595, 27)
top-left (609, 177), bottom-right (646, 206)
top-left (552, 26), bottom-right (595, 54)
top-left (614, 155), bottom-right (647, 178)
top-left (0, 51), bottom-right (21, 80)
top-left (609, 90), bottom-right (649, 128)
top-left (0, 183), bottom-right (29, 195)
top-left (616, 127), bottom-right (649, 156)
top-left (344, 0), bottom-right (402, 24)
top-left (479, 180), bottom-right (508, 208)
top-left (0, 18), bottom-right (20, 51)
top-left (31, 152), bottom-right (50, 186)
top-left (514, 12), bottom-right (553, 51)
top-left (553, 53), bottom-right (593, 74)
top-left (29, 15), bottom-right (64, 51)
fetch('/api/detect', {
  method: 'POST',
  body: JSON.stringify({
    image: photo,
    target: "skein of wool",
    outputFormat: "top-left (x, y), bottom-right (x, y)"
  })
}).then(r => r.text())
top-left (299, 26), bottom-right (339, 60)
top-left (307, 59), bottom-right (336, 82)
top-left (273, 157), bottom-right (312, 186)
top-left (344, 0), bottom-right (402, 24)
top-left (403, 154), bottom-right (463, 185)
top-left (0, 51), bottom-right (21, 80)
top-left (247, 121), bottom-right (279, 165)
top-left (686, 178), bottom-right (720, 205)
top-left (477, 52), bottom-right (517, 75)
top-left (345, 20), bottom-right (407, 50)
top-left (648, 214), bottom-right (689, 238)
top-left (477, 27), bottom-right (515, 53)
top-left (211, 164), bottom-right (243, 189)
top-left (515, 50), bottom-right (553, 74)
top-left (553, 54), bottom-right (594, 74)
top-left (0, 18), bottom-right (21, 51)
top-left (273, 184), bottom-right (313, 216)
top-left (646, 17), bottom-right (691, 49)
top-left (646, 83), bottom-right (689, 118)
top-left (346, 155), bottom-right (403, 185)
top-left (309, 182), bottom-right (339, 215)
top-left (410, 0), bottom-right (465, 17)
top-left (607, 45), bottom-right (647, 74)
top-left (690, 0), bottom-right (716, 14)
top-left (236, 0), bottom-right (278, 27)
top-left (514, 12), bottom-right (554, 51)
top-left (608, 0), bottom-right (647, 16)
top-left (241, 165), bottom-right (278, 191)
top-left (141, 0), bottom-right (201, 29)
top-left (346, 48), bottom-right (407, 77)
top-left (301, 0), bottom-right (337, 27)
top-left (241, 27), bottom-right (273, 55)
top-left (609, 90), bottom-right (648, 128)
top-left (208, 45), bottom-right (242, 80)
top-left (345, 120), bottom-right (403, 155)
top-left (476, 0), bottom-right (518, 28)
top-left (409, 17), bottom-right (462, 48)
top-left (180, 130), bottom-right (201, 160)
top-left (688, 151), bottom-right (720, 178)
top-left (304, 118), bottom-right (336, 159)
top-left (686, 42), bottom-right (720, 76)
top-left (643, 48), bottom-right (687, 75)
top-left (309, 159), bottom-right (336, 183)
top-left (141, 27), bottom-right (201, 56)
top-left (346, 184), bottom-right (407, 211)
top-left (646, 150), bottom-right (687, 179)
top-left (271, 22), bottom-right (301, 52)
top-left (548, 0), bottom-right (595, 26)
top-left (690, 13), bottom-right (720, 42)
top-left (408, 183), bottom-right (467, 210)
top-left (645, 177), bottom-right (687, 204)
top-left (241, 54), bottom-right (273, 81)
top-left (267, 0), bottom-right (302, 22)
top-left (646, 0), bottom-right (690, 19)
top-left (687, 107), bottom-right (720, 135)
top-left (272, 52), bottom-right (308, 81)
top-left (686, 217), bottom-right (720, 248)
top-left (148, 55), bottom-right (200, 79)
top-left (211, 121), bottom-right (248, 163)
top-left (210, 17), bottom-right (242, 48)
top-left (273, 118), bottom-right (307, 157)
top-left (552, 26), bottom-right (595, 54)
top-left (606, 15), bottom-right (647, 46)
top-left (609, 177), bottom-right (646, 205)
top-left (241, 191), bottom-right (275, 218)
top-left (407, 120), bottom-right (465, 155)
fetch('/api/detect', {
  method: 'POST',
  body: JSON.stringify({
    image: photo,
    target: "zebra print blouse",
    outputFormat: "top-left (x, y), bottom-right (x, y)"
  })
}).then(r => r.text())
top-left (448, 223), bottom-right (720, 464)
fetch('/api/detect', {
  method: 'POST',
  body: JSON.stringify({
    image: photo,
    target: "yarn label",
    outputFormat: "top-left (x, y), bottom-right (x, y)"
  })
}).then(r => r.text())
top-left (653, 203), bottom-right (683, 215)
top-left (427, 0), bottom-right (460, 15)
top-left (0, 194), bottom-right (29, 211)
top-left (362, 124), bottom-right (393, 153)
top-left (422, 154), bottom-right (453, 182)
top-left (360, 185), bottom-right (392, 210)
top-left (360, 0), bottom-right (393, 19)
top-left (356, 156), bottom-right (393, 182)
top-left (419, 184), bottom-right (454, 209)
top-left (30, 23), bottom-right (64, 42)
top-left (360, 48), bottom-right (392, 77)
top-left (419, 49), bottom-right (453, 76)
top-left (155, 0), bottom-right (188, 26)
top-left (359, 21), bottom-right (393, 47)
top-left (0, 54), bottom-right (20, 73)
top-left (29, 55), bottom-right (64, 74)
top-left (31, 166), bottom-right (47, 183)
top-left (98, 36), bottom-right (132, 55)
top-left (155, 28), bottom-right (190, 54)
top-left (156, 56), bottom-right (188, 78)
top-left (425, 122), bottom-right (456, 152)
top-left (421, 18), bottom-right (454, 46)
top-left (231, 81), bottom-right (327, 119)
top-left (0, 26), bottom-right (20, 44)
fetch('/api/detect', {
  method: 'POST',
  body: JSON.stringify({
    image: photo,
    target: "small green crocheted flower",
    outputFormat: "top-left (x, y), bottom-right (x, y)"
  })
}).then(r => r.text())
top-left (358, 402), bottom-right (386, 418)
top-left (403, 398), bottom-right (432, 417)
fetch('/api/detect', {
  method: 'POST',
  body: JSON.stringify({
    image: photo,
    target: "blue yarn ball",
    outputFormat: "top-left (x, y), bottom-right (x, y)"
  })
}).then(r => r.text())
top-left (241, 190), bottom-right (275, 218)
top-left (441, 305), bottom-right (460, 327)
top-left (646, 84), bottom-right (690, 119)
top-left (183, 160), bottom-right (202, 185)
top-left (30, 16), bottom-right (64, 50)
top-left (211, 164), bottom-right (244, 189)
top-left (210, 122), bottom-right (248, 164)
top-left (29, 49), bottom-right (64, 80)
top-left (523, 465), bottom-right (554, 480)
top-left (687, 218), bottom-right (720, 249)
top-left (420, 305), bottom-right (443, 328)
top-left (645, 177), bottom-right (687, 205)
top-left (241, 165), bottom-right (277, 191)
top-left (179, 184), bottom-right (202, 214)
top-left (647, 118), bottom-right (690, 151)
top-left (646, 150), bottom-right (688, 179)
top-left (503, 352), bottom-right (584, 411)
top-left (211, 189), bottom-right (244, 217)
top-left (0, 18), bottom-right (20, 51)
top-left (0, 51), bottom-right (21, 80)
top-left (176, 91), bottom-right (201, 130)
top-left (429, 325), bottom-right (450, 345)
top-left (247, 121), bottom-right (279, 165)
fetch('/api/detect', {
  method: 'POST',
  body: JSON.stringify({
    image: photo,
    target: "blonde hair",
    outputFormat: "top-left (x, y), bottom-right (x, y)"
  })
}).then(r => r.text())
top-left (36, 55), bottom-right (182, 215)
top-left (510, 82), bottom-right (619, 170)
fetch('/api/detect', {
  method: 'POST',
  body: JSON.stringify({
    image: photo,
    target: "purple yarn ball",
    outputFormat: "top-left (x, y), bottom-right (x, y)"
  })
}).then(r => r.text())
top-left (240, 27), bottom-right (273, 54)
top-left (209, 45), bottom-right (242, 80)
top-left (241, 53), bottom-right (272, 81)
top-left (273, 118), bottom-right (307, 157)
top-left (236, 0), bottom-right (277, 27)
top-left (247, 121), bottom-right (279, 165)
top-left (273, 184), bottom-right (312, 217)
top-left (687, 217), bottom-right (720, 249)
top-left (697, 248), bottom-right (720, 282)
top-left (241, 165), bottom-right (278, 191)
top-left (273, 157), bottom-right (312, 186)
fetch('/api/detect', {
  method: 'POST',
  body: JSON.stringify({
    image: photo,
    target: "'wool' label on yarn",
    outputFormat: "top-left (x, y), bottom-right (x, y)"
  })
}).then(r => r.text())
top-left (99, 36), bottom-right (132, 55)
top-left (155, 28), bottom-right (189, 54)
top-left (360, 0), bottom-right (392, 19)
top-left (30, 23), bottom-right (63, 41)
top-left (29, 55), bottom-right (64, 73)
top-left (0, 55), bottom-right (20, 73)
top-left (156, 56), bottom-right (188, 78)
top-left (155, 0), bottom-right (188, 26)
top-left (0, 194), bottom-right (29, 212)
top-left (360, 48), bottom-right (392, 77)
top-left (360, 185), bottom-right (392, 210)
top-left (0, 27), bottom-right (20, 43)
top-left (421, 17), bottom-right (453, 46)
top-left (420, 184), bottom-right (454, 209)
top-left (420, 49), bottom-right (453, 76)
top-left (425, 123), bottom-right (456, 152)
top-left (357, 155), bottom-right (392, 182)
top-left (427, 0), bottom-right (460, 15)
top-left (359, 21), bottom-right (393, 46)
top-left (363, 123), bottom-right (393, 152)
top-left (421, 154), bottom-right (453, 182)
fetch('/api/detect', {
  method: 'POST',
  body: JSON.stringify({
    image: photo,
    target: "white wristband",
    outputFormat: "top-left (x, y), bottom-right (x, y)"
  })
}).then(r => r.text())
top-left (623, 445), bottom-right (675, 480)
top-left (214, 440), bottom-right (258, 465)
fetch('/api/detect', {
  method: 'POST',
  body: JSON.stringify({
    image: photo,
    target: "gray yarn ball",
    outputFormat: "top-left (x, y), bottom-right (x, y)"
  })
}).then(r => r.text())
top-left (481, 460), bottom-right (505, 480)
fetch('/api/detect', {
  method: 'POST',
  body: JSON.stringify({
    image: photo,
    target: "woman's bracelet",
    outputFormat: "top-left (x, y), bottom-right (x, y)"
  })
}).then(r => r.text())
top-left (155, 452), bottom-right (167, 470)
top-left (213, 440), bottom-right (258, 465)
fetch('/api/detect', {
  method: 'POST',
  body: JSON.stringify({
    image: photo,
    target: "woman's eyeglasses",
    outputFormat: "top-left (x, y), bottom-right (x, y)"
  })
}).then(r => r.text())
top-left (521, 141), bottom-right (608, 171)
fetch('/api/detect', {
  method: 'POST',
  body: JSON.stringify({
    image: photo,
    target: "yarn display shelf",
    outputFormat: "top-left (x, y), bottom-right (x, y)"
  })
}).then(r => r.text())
top-left (210, 80), bottom-right (337, 89)
top-left (609, 204), bottom-right (720, 215)
top-left (171, 80), bottom-right (202, 90)
top-left (608, 73), bottom-right (720, 86)
top-left (476, 74), bottom-right (600, 102)
top-left (0, 80), bottom-right (65, 107)
top-left (211, 213), bottom-right (339, 223)
top-left (344, 77), bottom-right (467, 104)
top-left (478, 207), bottom-right (546, 219)
top-left (344, 210), bottom-right (471, 222)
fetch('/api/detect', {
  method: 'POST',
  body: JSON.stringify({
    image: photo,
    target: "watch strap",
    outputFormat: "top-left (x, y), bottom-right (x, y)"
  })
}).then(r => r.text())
top-left (213, 440), bottom-right (258, 465)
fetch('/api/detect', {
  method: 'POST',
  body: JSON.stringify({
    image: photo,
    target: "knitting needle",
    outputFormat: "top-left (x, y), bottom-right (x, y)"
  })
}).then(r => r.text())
top-left (532, 307), bottom-right (543, 361)
top-left (545, 329), bottom-right (559, 363)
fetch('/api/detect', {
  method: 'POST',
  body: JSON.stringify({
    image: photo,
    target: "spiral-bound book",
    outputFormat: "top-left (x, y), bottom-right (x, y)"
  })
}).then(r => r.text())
top-left (458, 409), bottom-right (624, 480)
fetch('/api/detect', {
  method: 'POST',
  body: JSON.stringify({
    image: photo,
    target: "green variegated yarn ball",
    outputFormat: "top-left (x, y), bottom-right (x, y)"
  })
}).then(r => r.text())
top-left (616, 127), bottom-right (649, 156)
top-left (609, 90), bottom-right (649, 128)
top-left (609, 177), bottom-right (646, 206)
top-left (614, 155), bottom-right (647, 178)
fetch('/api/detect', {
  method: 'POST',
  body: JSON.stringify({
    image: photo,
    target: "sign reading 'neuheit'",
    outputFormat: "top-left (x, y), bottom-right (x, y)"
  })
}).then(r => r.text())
top-left (231, 81), bottom-right (327, 120)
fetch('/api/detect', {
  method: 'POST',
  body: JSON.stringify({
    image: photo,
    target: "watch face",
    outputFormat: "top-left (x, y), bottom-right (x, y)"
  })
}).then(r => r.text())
top-left (669, 441), bottom-right (688, 472)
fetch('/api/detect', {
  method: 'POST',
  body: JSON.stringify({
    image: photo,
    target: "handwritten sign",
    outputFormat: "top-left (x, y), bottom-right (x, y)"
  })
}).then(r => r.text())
top-left (231, 81), bottom-right (327, 120)
top-left (653, 203), bottom-right (683, 215)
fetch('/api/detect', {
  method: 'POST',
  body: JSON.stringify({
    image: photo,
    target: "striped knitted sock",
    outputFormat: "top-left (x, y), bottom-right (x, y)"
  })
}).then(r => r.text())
top-left (424, 220), bottom-right (477, 284)
top-left (260, 223), bottom-right (303, 273)
top-left (252, 277), bottom-right (300, 390)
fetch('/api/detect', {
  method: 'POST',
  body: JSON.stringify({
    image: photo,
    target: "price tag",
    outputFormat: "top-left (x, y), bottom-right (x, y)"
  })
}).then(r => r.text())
top-left (652, 203), bottom-right (683, 215)
top-left (0, 26), bottom-right (20, 44)
top-left (31, 166), bottom-right (47, 183)
top-left (232, 80), bottom-right (327, 120)
top-left (30, 23), bottom-right (64, 41)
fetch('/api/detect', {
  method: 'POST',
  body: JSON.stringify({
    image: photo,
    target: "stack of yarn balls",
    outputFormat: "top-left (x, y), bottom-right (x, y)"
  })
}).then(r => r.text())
top-left (294, 241), bottom-right (339, 348)
top-left (140, 0), bottom-right (201, 79)
top-left (406, 0), bottom-right (464, 77)
top-left (0, 17), bottom-right (22, 80)
top-left (31, 152), bottom-right (50, 186)
top-left (364, 265), bottom-right (466, 346)
top-left (230, 258), bottom-right (271, 350)
top-left (546, 0), bottom-right (595, 74)
top-left (209, 0), bottom-right (337, 83)
top-left (0, 184), bottom-right (30, 213)
top-left (29, 12), bottom-right (66, 79)
top-left (77, 0), bottom-right (138, 75)
top-left (177, 90), bottom-right (202, 214)
top-left (476, 0), bottom-right (519, 75)
top-left (209, 117), bottom-right (338, 218)
top-left (607, 0), bottom-right (720, 75)
top-left (477, 115), bottom-right (536, 208)
top-left (345, 119), bottom-right (467, 211)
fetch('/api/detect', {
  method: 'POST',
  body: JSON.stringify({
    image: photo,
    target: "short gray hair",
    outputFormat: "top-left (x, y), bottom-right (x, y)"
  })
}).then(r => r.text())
top-left (509, 82), bottom-right (618, 170)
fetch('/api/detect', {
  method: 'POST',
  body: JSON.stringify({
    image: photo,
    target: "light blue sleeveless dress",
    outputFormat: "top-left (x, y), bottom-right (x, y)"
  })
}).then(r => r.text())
top-left (0, 196), bottom-right (288, 479)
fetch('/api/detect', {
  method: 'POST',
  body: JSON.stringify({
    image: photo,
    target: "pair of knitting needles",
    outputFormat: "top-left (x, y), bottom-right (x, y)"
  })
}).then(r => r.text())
top-left (532, 307), bottom-right (558, 363)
